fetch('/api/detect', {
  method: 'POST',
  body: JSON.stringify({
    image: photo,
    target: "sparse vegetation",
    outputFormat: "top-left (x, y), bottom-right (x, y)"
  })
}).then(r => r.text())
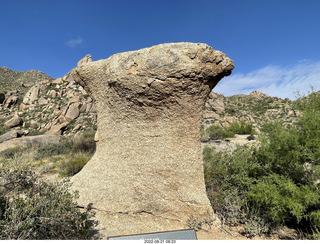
top-left (0, 67), bottom-right (52, 93)
top-left (60, 130), bottom-right (96, 155)
top-left (59, 156), bottom-right (90, 177)
top-left (202, 120), bottom-right (255, 141)
top-left (0, 131), bottom-right (96, 178)
top-left (0, 147), bottom-right (27, 159)
top-left (229, 120), bottom-right (255, 135)
top-left (33, 142), bottom-right (70, 160)
top-left (0, 169), bottom-right (96, 239)
top-left (204, 91), bottom-right (320, 239)
top-left (205, 124), bottom-right (235, 140)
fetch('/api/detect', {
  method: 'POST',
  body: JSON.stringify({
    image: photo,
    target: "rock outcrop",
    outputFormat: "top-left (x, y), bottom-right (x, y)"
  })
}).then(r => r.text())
top-left (1, 76), bottom-right (96, 133)
top-left (0, 130), bottom-right (19, 144)
top-left (0, 134), bottom-right (60, 152)
top-left (249, 90), bottom-right (270, 99)
top-left (4, 116), bottom-right (23, 128)
top-left (71, 42), bottom-right (234, 237)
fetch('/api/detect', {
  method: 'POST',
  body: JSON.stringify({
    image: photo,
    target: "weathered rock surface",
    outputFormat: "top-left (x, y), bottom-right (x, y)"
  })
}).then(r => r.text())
top-left (0, 134), bottom-right (60, 152)
top-left (71, 42), bottom-right (234, 237)
top-left (3, 95), bottom-right (19, 108)
top-left (4, 116), bottom-right (23, 128)
top-left (77, 54), bottom-right (92, 66)
top-left (45, 122), bottom-right (69, 135)
top-left (0, 130), bottom-right (18, 143)
top-left (64, 102), bottom-right (81, 121)
top-left (23, 83), bottom-right (41, 104)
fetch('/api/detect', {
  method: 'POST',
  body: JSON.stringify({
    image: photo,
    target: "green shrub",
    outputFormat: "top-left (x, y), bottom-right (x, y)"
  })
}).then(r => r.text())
top-left (0, 169), bottom-right (97, 239)
top-left (28, 130), bottom-right (44, 136)
top-left (256, 121), bottom-right (308, 184)
top-left (229, 120), bottom-right (255, 135)
top-left (204, 145), bottom-right (320, 237)
top-left (0, 126), bottom-right (8, 136)
top-left (225, 107), bottom-right (236, 116)
top-left (295, 91), bottom-right (320, 162)
top-left (204, 91), bottom-right (320, 238)
top-left (71, 131), bottom-right (96, 154)
top-left (34, 143), bottom-right (69, 160)
top-left (203, 121), bottom-right (255, 141)
top-left (204, 146), bottom-right (256, 226)
top-left (248, 174), bottom-right (320, 225)
top-left (59, 131), bottom-right (96, 155)
top-left (0, 147), bottom-right (26, 159)
top-left (205, 125), bottom-right (234, 140)
top-left (59, 156), bottom-right (89, 177)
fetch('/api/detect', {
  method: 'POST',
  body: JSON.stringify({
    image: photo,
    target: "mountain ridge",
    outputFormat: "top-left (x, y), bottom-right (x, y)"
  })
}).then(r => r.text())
top-left (0, 66), bottom-right (52, 93)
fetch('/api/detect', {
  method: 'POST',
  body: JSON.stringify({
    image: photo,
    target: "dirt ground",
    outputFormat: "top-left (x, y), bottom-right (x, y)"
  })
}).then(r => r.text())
top-left (196, 225), bottom-right (271, 240)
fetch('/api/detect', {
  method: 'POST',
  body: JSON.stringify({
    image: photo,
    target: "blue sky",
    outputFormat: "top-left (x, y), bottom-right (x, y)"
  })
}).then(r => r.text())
top-left (1, 0), bottom-right (320, 99)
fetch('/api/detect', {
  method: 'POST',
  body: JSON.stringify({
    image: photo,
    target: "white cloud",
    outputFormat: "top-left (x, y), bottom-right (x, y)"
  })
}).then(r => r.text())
top-left (214, 60), bottom-right (320, 100)
top-left (66, 37), bottom-right (83, 48)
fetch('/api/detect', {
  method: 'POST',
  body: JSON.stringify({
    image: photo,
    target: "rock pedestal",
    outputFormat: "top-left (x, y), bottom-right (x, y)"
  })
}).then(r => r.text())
top-left (71, 42), bottom-right (234, 237)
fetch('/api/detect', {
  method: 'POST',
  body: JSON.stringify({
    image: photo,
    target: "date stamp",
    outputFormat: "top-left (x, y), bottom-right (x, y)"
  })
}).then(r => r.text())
top-left (144, 239), bottom-right (176, 244)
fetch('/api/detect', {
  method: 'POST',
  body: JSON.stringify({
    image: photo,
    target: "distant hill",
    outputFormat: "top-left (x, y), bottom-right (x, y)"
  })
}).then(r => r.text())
top-left (202, 90), bottom-right (296, 131)
top-left (0, 67), bottom-right (52, 93)
top-left (0, 65), bottom-right (310, 147)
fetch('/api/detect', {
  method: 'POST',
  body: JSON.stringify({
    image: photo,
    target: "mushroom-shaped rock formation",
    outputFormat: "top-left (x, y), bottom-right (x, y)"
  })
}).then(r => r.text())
top-left (71, 43), bottom-right (234, 237)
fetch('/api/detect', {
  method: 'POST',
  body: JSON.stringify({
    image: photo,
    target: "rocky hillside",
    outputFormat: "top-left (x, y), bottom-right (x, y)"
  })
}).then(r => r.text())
top-left (0, 57), bottom-right (97, 150)
top-left (0, 56), bottom-right (301, 152)
top-left (203, 89), bottom-right (298, 132)
top-left (0, 67), bottom-right (52, 93)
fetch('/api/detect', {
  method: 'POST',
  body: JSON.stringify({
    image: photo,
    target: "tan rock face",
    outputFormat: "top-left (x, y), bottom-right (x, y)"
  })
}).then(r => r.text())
top-left (249, 90), bottom-right (270, 99)
top-left (4, 116), bottom-right (23, 128)
top-left (22, 83), bottom-right (47, 105)
top-left (71, 42), bottom-right (234, 237)
top-left (77, 54), bottom-right (92, 66)
top-left (0, 135), bottom-right (60, 152)
top-left (45, 122), bottom-right (69, 135)
top-left (63, 102), bottom-right (81, 121)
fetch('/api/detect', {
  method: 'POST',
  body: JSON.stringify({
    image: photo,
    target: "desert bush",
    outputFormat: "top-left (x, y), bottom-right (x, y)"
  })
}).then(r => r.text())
top-left (28, 130), bottom-right (44, 136)
top-left (33, 131), bottom-right (96, 161)
top-left (205, 125), bottom-right (234, 140)
top-left (295, 91), bottom-right (320, 162)
top-left (204, 92), bottom-right (320, 238)
top-left (59, 156), bottom-right (90, 177)
top-left (34, 143), bottom-right (69, 160)
top-left (204, 145), bottom-right (320, 237)
top-left (71, 131), bottom-right (96, 154)
top-left (204, 146), bottom-right (257, 225)
top-left (60, 131), bottom-right (96, 155)
top-left (248, 174), bottom-right (320, 225)
top-left (0, 126), bottom-right (8, 136)
top-left (225, 107), bottom-right (236, 116)
top-left (0, 169), bottom-right (96, 239)
top-left (0, 147), bottom-right (26, 159)
top-left (38, 164), bottom-right (56, 175)
top-left (203, 121), bottom-right (255, 141)
top-left (229, 120), bottom-right (255, 135)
